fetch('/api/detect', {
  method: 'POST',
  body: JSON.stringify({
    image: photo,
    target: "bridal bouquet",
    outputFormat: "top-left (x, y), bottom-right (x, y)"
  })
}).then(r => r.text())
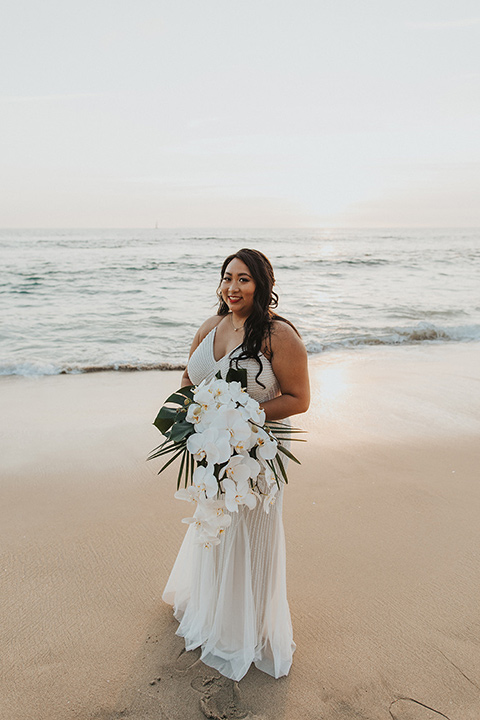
top-left (148, 367), bottom-right (304, 549)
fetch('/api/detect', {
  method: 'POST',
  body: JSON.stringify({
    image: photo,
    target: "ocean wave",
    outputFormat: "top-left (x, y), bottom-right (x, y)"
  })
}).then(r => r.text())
top-left (314, 257), bottom-right (390, 266)
top-left (385, 307), bottom-right (469, 320)
top-left (305, 322), bottom-right (480, 354)
top-left (0, 361), bottom-right (186, 377)
top-left (2, 322), bottom-right (479, 377)
top-left (275, 257), bottom-right (390, 270)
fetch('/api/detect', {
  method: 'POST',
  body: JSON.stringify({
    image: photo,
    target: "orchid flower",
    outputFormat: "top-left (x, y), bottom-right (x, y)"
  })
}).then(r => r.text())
top-left (239, 397), bottom-right (266, 425)
top-left (186, 402), bottom-right (203, 425)
top-left (222, 455), bottom-right (251, 485)
top-left (182, 500), bottom-right (219, 532)
top-left (183, 498), bottom-right (231, 545)
top-left (208, 378), bottom-right (233, 405)
top-left (227, 381), bottom-right (249, 406)
top-left (193, 382), bottom-right (215, 410)
top-left (187, 427), bottom-right (231, 466)
top-left (196, 532), bottom-right (221, 549)
top-left (192, 463), bottom-right (219, 499)
top-left (222, 477), bottom-right (258, 512)
top-left (174, 486), bottom-right (201, 503)
top-left (239, 453), bottom-right (261, 481)
top-left (263, 483), bottom-right (278, 514)
top-left (253, 427), bottom-right (277, 461)
top-left (263, 464), bottom-right (276, 488)
top-left (212, 406), bottom-right (252, 447)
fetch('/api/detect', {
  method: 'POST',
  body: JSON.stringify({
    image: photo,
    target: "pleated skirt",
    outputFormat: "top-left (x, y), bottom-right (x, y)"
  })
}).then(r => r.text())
top-left (162, 486), bottom-right (295, 681)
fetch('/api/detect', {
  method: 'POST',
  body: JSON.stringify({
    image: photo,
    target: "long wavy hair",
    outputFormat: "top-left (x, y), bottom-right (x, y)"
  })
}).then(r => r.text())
top-left (217, 248), bottom-right (298, 387)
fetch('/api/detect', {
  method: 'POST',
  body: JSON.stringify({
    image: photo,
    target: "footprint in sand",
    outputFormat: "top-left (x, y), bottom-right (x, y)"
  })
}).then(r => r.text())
top-left (191, 675), bottom-right (263, 720)
top-left (390, 698), bottom-right (451, 720)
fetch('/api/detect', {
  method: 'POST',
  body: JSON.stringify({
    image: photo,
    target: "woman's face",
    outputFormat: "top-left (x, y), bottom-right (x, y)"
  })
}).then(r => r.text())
top-left (220, 257), bottom-right (256, 316)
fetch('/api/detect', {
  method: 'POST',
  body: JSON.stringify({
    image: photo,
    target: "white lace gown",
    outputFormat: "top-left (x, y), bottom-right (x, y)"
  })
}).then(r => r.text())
top-left (162, 327), bottom-right (295, 681)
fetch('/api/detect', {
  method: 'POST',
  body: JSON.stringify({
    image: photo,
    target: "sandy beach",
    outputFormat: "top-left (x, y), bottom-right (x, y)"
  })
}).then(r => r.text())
top-left (2, 343), bottom-right (480, 720)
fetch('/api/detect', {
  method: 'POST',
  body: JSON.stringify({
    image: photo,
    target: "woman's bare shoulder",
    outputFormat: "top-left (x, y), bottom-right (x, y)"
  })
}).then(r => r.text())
top-left (270, 318), bottom-right (306, 354)
top-left (271, 317), bottom-right (301, 340)
top-left (186, 315), bottom-right (223, 360)
top-left (196, 315), bottom-right (224, 343)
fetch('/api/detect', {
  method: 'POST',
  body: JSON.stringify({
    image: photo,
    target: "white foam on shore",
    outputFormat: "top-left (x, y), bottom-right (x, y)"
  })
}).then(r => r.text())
top-left (0, 360), bottom-right (186, 377)
top-left (1, 322), bottom-right (479, 377)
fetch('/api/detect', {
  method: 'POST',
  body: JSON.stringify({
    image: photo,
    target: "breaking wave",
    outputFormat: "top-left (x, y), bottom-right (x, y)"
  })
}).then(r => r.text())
top-left (305, 322), bottom-right (480, 354)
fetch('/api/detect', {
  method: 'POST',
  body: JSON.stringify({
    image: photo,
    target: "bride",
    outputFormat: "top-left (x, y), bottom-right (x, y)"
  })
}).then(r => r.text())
top-left (162, 248), bottom-right (310, 682)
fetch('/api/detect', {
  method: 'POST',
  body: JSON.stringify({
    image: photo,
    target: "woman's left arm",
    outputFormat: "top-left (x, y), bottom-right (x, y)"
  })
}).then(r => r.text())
top-left (261, 322), bottom-right (310, 421)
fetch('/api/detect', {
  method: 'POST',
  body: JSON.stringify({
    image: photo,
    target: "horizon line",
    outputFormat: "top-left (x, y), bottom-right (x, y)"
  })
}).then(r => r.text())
top-left (1, 225), bottom-right (479, 231)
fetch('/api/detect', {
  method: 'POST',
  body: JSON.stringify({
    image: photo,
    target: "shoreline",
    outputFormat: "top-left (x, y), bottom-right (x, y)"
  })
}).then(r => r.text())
top-left (2, 343), bottom-right (480, 719)
top-left (2, 338), bottom-right (479, 379)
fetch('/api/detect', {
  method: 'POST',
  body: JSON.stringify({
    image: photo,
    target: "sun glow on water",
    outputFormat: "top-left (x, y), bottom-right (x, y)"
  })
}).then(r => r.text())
top-left (319, 242), bottom-right (336, 257)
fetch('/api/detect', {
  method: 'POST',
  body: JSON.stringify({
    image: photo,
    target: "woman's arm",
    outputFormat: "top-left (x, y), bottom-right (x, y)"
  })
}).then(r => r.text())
top-left (260, 321), bottom-right (310, 421)
top-left (181, 366), bottom-right (195, 387)
top-left (180, 316), bottom-right (221, 387)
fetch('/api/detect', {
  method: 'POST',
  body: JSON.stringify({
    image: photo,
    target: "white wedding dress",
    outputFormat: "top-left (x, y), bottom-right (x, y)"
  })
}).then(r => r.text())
top-left (162, 326), bottom-right (295, 681)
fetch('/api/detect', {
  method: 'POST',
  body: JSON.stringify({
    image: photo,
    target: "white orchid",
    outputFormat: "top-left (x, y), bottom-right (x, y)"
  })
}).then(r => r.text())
top-left (181, 496), bottom-right (233, 549)
top-left (208, 378), bottom-right (233, 405)
top-left (183, 496), bottom-right (220, 526)
top-left (207, 506), bottom-right (232, 536)
top-left (239, 453), bottom-right (261, 481)
top-left (192, 463), bottom-right (219, 498)
top-left (186, 402), bottom-right (203, 424)
top-left (193, 381), bottom-right (216, 410)
top-left (182, 496), bottom-right (232, 546)
top-left (212, 405), bottom-right (252, 447)
top-left (187, 426), bottom-right (231, 466)
top-left (263, 463), bottom-right (276, 488)
top-left (174, 485), bottom-right (202, 503)
top-left (222, 477), bottom-right (258, 512)
top-left (197, 532), bottom-right (221, 549)
top-left (222, 455), bottom-right (251, 485)
top-left (253, 427), bottom-right (278, 460)
top-left (263, 482), bottom-right (278, 514)
top-left (193, 405), bottom-right (220, 433)
top-left (209, 498), bottom-right (233, 521)
top-left (181, 501), bottom-right (216, 532)
top-left (232, 434), bottom-right (255, 454)
top-left (238, 396), bottom-right (266, 425)
top-left (228, 380), bottom-right (249, 406)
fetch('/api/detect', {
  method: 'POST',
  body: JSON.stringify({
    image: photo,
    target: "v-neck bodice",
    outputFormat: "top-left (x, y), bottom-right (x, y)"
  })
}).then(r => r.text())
top-left (210, 326), bottom-right (243, 364)
top-left (187, 326), bottom-right (280, 403)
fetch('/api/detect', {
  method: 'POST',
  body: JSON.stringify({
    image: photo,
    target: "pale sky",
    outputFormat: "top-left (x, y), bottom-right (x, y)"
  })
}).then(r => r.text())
top-left (1, 0), bottom-right (479, 228)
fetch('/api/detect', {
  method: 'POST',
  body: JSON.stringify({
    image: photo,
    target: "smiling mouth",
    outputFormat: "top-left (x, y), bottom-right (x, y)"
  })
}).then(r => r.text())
top-left (228, 296), bottom-right (241, 302)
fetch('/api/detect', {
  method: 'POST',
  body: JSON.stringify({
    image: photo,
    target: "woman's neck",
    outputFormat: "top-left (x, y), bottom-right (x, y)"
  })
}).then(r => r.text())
top-left (229, 311), bottom-right (248, 332)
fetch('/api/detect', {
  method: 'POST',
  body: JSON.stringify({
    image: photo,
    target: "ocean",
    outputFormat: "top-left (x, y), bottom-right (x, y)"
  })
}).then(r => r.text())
top-left (1, 228), bottom-right (479, 376)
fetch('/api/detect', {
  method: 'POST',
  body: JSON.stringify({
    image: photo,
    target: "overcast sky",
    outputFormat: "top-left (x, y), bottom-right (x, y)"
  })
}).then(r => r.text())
top-left (1, 0), bottom-right (479, 228)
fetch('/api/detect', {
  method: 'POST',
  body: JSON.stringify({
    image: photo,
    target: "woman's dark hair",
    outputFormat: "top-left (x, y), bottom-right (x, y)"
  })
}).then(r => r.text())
top-left (217, 248), bottom-right (298, 387)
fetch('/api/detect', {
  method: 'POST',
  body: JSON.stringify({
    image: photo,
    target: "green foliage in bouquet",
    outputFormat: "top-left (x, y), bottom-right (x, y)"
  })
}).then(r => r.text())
top-left (147, 366), bottom-right (305, 493)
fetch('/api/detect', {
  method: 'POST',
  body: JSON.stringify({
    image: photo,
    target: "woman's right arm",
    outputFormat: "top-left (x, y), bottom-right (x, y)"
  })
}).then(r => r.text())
top-left (181, 329), bottom-right (201, 387)
top-left (180, 316), bottom-right (221, 387)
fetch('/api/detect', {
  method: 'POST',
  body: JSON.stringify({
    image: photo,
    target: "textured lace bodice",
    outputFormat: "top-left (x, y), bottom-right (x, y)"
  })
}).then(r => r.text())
top-left (187, 326), bottom-right (280, 404)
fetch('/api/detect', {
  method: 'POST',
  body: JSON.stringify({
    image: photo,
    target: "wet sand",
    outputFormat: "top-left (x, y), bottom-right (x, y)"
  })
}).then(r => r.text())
top-left (1, 343), bottom-right (480, 720)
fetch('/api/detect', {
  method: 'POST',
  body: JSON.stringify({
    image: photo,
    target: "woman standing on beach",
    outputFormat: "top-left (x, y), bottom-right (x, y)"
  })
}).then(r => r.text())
top-left (163, 248), bottom-right (310, 681)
